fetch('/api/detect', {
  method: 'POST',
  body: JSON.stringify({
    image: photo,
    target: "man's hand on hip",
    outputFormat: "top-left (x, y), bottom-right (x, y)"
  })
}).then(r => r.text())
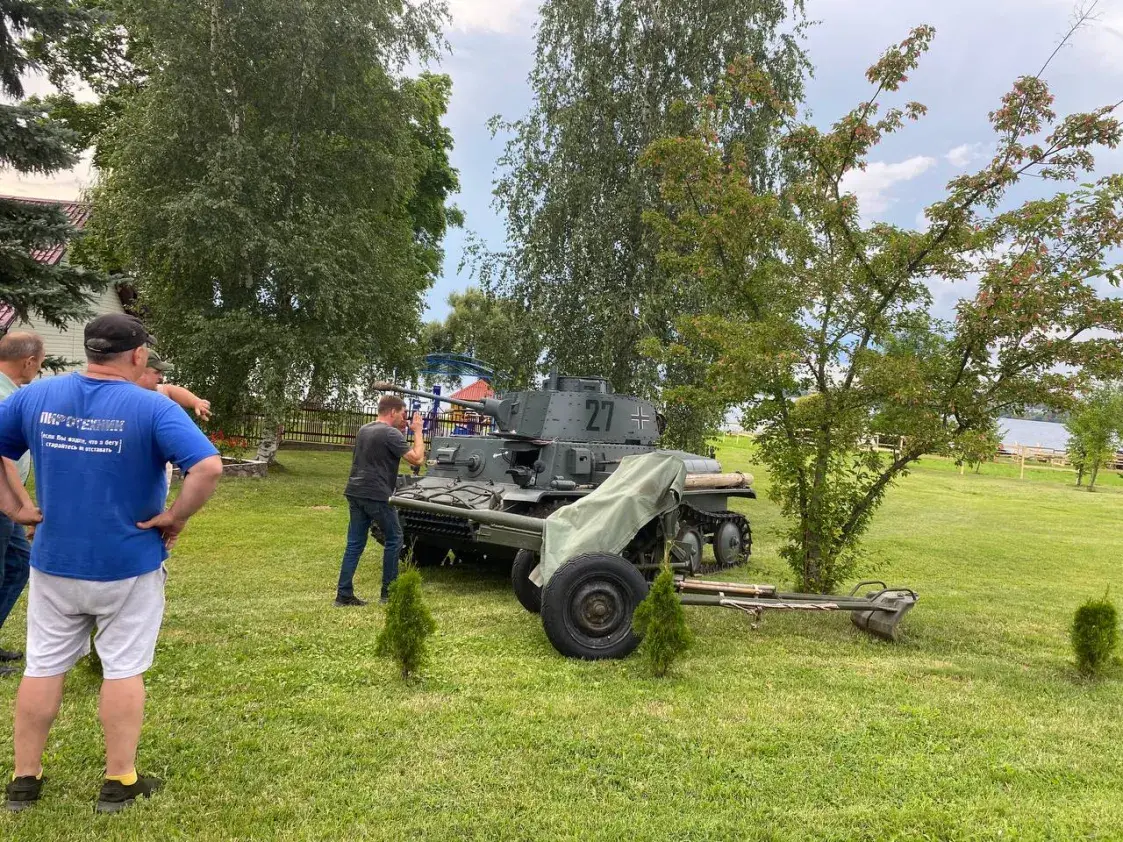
top-left (137, 511), bottom-right (188, 550)
top-left (12, 504), bottom-right (42, 528)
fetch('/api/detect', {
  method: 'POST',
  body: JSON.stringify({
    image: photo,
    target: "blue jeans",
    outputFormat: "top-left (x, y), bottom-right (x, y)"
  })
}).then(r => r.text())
top-left (337, 497), bottom-right (402, 599)
top-left (0, 514), bottom-right (31, 634)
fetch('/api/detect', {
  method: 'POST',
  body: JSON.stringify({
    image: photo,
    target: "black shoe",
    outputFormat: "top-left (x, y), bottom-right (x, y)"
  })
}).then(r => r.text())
top-left (96, 774), bottom-right (163, 814)
top-left (379, 588), bottom-right (389, 604)
top-left (0, 665), bottom-right (17, 678)
top-left (334, 594), bottom-right (367, 607)
top-left (5, 775), bottom-right (44, 812)
top-left (0, 648), bottom-right (22, 661)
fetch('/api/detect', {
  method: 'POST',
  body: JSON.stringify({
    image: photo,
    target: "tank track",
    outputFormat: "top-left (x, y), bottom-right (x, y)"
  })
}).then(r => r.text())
top-left (677, 503), bottom-right (752, 573)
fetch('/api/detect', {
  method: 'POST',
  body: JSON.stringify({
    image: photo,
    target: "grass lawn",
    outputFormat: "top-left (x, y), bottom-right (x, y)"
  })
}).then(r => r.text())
top-left (2, 443), bottom-right (1123, 840)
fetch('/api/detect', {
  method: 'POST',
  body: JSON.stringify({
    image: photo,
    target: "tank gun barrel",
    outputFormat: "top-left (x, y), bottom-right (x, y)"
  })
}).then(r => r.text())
top-left (373, 381), bottom-right (504, 420)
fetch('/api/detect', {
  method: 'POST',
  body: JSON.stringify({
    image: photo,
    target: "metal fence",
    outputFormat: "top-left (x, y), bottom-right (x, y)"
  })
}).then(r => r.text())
top-left (229, 407), bottom-right (494, 449)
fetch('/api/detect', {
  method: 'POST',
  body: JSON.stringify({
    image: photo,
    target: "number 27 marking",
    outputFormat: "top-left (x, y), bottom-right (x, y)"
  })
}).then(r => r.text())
top-left (585, 400), bottom-right (614, 432)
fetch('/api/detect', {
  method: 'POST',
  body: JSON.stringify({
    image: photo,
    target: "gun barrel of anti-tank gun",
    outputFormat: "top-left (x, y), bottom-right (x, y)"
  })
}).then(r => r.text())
top-left (373, 382), bottom-right (494, 416)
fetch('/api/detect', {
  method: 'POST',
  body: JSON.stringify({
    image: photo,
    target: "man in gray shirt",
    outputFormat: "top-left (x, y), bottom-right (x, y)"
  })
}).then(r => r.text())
top-left (0, 332), bottom-right (44, 676)
top-left (336, 394), bottom-right (424, 605)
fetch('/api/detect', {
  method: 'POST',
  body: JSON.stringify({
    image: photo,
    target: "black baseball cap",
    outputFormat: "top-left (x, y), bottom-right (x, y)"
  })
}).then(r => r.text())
top-left (84, 314), bottom-right (156, 354)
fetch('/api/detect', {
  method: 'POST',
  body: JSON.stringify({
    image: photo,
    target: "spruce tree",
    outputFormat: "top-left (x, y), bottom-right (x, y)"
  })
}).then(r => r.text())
top-left (0, 1), bottom-right (106, 328)
top-left (632, 557), bottom-right (694, 678)
top-left (1072, 595), bottom-right (1118, 678)
top-left (377, 567), bottom-right (437, 680)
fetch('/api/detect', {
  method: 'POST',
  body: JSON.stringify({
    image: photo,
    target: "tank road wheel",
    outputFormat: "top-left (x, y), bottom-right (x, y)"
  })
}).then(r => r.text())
top-left (712, 520), bottom-right (748, 568)
top-left (540, 553), bottom-right (649, 660)
top-left (677, 528), bottom-right (705, 576)
top-left (511, 549), bottom-right (542, 613)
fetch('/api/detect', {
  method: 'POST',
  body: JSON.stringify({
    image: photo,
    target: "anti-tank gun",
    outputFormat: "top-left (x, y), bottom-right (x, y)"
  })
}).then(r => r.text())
top-left (389, 451), bottom-right (918, 661)
top-left (370, 377), bottom-right (755, 606)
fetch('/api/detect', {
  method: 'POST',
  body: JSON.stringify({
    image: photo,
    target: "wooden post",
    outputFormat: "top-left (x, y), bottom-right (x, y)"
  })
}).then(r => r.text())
top-left (1019, 445), bottom-right (1026, 480)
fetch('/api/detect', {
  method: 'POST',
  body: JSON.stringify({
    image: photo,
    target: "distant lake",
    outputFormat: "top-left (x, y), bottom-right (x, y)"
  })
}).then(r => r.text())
top-left (998, 417), bottom-right (1068, 450)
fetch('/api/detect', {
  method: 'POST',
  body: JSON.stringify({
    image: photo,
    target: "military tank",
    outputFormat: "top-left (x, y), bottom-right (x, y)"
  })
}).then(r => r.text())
top-left (372, 374), bottom-right (755, 611)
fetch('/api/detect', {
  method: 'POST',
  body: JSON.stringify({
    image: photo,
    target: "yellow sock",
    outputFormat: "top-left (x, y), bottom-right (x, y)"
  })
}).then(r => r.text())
top-left (11, 770), bottom-right (42, 781)
top-left (106, 769), bottom-right (138, 786)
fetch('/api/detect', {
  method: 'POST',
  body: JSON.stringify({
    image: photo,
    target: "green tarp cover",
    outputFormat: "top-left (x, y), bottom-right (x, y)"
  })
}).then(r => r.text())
top-left (539, 451), bottom-right (687, 585)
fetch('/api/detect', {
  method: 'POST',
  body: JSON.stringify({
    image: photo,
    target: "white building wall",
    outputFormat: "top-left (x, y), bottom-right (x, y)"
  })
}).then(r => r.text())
top-left (18, 287), bottom-right (125, 375)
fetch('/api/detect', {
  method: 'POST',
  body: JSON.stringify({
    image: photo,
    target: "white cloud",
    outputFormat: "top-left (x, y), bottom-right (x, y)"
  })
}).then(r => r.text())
top-left (1083, 10), bottom-right (1123, 71)
top-left (1039, 0), bottom-right (1123, 72)
top-left (446, 0), bottom-right (535, 35)
top-left (840, 155), bottom-right (937, 215)
top-left (0, 150), bottom-right (95, 202)
top-left (945, 142), bottom-right (986, 168)
top-left (0, 71), bottom-right (99, 201)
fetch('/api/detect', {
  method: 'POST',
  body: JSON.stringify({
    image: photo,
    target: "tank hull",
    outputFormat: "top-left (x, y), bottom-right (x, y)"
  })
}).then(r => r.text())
top-left (386, 440), bottom-right (755, 571)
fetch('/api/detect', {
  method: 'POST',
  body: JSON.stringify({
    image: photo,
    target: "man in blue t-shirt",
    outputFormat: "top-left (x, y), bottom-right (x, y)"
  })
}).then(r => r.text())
top-left (0, 314), bottom-right (223, 814)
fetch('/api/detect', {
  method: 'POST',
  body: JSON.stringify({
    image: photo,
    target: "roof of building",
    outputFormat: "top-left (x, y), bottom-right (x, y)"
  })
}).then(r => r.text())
top-left (0, 304), bottom-right (16, 333)
top-left (1, 195), bottom-right (93, 266)
top-left (450, 379), bottom-right (494, 402)
top-left (1, 196), bottom-right (94, 332)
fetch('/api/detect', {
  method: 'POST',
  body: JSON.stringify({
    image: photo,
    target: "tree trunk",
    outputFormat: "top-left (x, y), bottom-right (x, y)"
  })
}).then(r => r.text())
top-left (1088, 460), bottom-right (1100, 491)
top-left (1076, 464), bottom-right (1085, 487)
top-left (256, 424), bottom-right (283, 465)
top-left (801, 541), bottom-right (823, 593)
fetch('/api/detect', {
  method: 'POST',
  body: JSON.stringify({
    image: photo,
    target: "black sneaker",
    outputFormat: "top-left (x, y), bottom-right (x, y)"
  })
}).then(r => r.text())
top-left (6, 775), bottom-right (44, 812)
top-left (379, 588), bottom-right (389, 604)
top-left (0, 647), bottom-right (22, 661)
top-left (96, 774), bottom-right (163, 814)
top-left (334, 594), bottom-right (367, 607)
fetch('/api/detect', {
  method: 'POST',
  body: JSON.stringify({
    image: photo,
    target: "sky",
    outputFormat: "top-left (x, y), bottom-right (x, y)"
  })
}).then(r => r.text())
top-left (4, 0), bottom-right (1123, 322)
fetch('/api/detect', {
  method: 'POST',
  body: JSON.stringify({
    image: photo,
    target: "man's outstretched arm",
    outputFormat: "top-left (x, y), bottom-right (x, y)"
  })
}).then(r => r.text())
top-left (158, 384), bottom-right (212, 421)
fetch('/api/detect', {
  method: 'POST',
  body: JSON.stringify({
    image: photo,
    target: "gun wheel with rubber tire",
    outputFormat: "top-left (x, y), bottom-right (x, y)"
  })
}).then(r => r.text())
top-left (511, 549), bottom-right (542, 613)
top-left (540, 553), bottom-right (649, 660)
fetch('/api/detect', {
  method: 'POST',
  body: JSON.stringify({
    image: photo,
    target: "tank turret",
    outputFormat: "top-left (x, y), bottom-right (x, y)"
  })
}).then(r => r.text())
top-left (374, 379), bottom-right (662, 446)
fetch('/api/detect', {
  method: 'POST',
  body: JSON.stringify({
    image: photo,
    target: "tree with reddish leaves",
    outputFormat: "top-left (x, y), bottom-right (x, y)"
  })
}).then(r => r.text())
top-left (642, 24), bottom-right (1123, 592)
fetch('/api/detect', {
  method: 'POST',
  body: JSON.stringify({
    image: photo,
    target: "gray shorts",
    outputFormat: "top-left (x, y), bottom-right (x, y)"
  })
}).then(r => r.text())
top-left (25, 566), bottom-right (167, 680)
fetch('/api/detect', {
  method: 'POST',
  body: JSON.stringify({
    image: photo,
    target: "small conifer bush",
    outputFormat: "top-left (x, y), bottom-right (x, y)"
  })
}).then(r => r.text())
top-left (632, 556), bottom-right (693, 678)
top-left (377, 566), bottom-right (437, 679)
top-left (1071, 595), bottom-right (1118, 678)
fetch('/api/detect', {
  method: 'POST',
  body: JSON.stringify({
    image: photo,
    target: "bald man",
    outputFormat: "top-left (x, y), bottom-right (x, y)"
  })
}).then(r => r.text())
top-left (0, 333), bottom-right (45, 677)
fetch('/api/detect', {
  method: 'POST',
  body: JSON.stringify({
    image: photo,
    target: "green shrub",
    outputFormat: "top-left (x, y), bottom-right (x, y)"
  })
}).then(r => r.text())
top-left (376, 567), bottom-right (437, 679)
top-left (1071, 595), bottom-right (1118, 678)
top-left (632, 561), bottom-right (693, 678)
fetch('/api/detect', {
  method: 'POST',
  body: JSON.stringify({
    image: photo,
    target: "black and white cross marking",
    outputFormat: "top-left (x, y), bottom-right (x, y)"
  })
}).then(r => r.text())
top-left (630, 407), bottom-right (652, 429)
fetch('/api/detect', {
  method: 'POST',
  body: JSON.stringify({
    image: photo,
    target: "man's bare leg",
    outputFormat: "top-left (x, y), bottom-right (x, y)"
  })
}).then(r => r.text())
top-left (100, 676), bottom-right (145, 776)
top-left (13, 675), bottom-right (65, 776)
